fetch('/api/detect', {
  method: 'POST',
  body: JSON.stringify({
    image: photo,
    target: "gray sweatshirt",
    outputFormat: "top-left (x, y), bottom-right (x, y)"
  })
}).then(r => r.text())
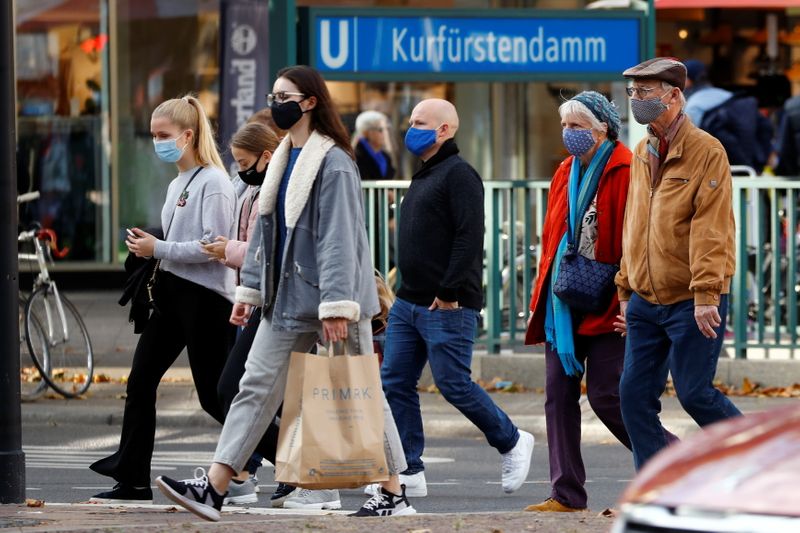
top-left (152, 165), bottom-right (237, 302)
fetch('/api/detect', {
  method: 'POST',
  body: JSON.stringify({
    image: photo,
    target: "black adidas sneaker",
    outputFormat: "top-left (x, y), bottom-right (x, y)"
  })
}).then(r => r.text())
top-left (156, 468), bottom-right (226, 522)
top-left (350, 484), bottom-right (416, 517)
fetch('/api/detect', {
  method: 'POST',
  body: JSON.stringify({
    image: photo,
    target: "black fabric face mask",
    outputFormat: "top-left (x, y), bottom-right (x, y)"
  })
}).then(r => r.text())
top-left (238, 156), bottom-right (267, 186)
top-left (270, 100), bottom-right (305, 130)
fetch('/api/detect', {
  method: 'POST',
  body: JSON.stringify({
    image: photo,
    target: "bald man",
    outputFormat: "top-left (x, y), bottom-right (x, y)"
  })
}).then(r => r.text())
top-left (367, 99), bottom-right (534, 498)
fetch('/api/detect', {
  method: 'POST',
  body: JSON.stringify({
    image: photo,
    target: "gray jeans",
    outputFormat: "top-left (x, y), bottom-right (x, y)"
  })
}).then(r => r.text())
top-left (213, 312), bottom-right (407, 476)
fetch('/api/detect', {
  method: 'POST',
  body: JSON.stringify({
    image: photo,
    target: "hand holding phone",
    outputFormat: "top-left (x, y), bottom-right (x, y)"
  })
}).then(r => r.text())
top-left (126, 228), bottom-right (136, 238)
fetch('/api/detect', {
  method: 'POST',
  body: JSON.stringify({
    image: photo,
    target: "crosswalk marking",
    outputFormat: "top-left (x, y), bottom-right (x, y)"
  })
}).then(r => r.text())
top-left (24, 446), bottom-right (215, 470)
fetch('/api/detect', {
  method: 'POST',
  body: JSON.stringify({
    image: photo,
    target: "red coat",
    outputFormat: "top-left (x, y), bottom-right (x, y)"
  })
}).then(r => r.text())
top-left (525, 141), bottom-right (631, 345)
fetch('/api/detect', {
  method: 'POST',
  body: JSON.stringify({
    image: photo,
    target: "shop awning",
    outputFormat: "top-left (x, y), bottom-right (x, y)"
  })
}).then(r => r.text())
top-left (657, 0), bottom-right (800, 7)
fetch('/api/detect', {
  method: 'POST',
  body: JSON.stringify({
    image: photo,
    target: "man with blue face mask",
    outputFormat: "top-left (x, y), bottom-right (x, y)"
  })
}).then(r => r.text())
top-left (365, 99), bottom-right (534, 500)
top-left (614, 58), bottom-right (742, 470)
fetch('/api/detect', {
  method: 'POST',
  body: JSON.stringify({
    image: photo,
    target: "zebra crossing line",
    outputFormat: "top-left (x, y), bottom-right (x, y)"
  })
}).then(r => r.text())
top-left (23, 446), bottom-right (215, 470)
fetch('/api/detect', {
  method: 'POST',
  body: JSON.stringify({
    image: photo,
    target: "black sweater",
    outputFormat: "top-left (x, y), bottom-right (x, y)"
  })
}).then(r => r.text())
top-left (397, 139), bottom-right (484, 310)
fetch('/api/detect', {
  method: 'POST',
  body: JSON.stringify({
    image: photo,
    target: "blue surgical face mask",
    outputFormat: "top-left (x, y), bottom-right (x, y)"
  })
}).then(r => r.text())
top-left (404, 125), bottom-right (441, 157)
top-left (562, 128), bottom-right (596, 157)
top-left (153, 132), bottom-right (188, 163)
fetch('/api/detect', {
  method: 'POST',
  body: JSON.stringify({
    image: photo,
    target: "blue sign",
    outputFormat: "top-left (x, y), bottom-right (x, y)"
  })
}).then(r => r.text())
top-left (310, 11), bottom-right (643, 80)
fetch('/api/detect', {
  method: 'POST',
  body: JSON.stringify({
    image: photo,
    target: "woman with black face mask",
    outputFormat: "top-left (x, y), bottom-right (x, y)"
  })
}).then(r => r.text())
top-left (202, 122), bottom-right (278, 273)
top-left (200, 121), bottom-right (280, 506)
top-left (155, 65), bottom-right (413, 522)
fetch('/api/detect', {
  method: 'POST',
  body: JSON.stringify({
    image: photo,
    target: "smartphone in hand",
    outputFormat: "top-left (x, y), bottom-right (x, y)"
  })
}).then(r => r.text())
top-left (126, 228), bottom-right (136, 239)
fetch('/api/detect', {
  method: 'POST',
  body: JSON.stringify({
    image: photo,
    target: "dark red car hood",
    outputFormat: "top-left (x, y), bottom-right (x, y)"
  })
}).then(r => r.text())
top-left (620, 404), bottom-right (800, 517)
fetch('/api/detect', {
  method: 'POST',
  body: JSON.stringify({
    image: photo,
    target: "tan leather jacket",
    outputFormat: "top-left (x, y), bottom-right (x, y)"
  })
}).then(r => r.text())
top-left (615, 118), bottom-right (735, 306)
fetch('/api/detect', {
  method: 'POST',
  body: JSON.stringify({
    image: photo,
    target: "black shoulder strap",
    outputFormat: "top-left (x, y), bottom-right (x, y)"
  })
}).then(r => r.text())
top-left (164, 166), bottom-right (203, 241)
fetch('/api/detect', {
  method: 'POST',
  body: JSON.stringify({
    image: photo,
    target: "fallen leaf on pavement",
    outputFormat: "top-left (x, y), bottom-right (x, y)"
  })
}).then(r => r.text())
top-left (598, 508), bottom-right (618, 518)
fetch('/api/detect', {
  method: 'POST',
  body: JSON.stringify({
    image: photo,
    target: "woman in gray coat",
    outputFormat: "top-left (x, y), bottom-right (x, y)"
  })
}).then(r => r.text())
top-left (154, 66), bottom-right (413, 521)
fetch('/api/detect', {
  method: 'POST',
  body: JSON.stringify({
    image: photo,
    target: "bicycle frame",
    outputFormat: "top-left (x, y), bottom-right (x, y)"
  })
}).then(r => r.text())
top-left (18, 229), bottom-right (70, 345)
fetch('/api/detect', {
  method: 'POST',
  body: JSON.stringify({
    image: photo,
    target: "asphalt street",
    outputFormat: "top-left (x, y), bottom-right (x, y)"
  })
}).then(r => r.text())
top-left (21, 422), bottom-right (634, 514)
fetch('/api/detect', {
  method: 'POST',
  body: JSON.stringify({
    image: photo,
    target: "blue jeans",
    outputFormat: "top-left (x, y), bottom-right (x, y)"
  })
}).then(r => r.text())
top-left (381, 297), bottom-right (519, 475)
top-left (620, 293), bottom-right (741, 470)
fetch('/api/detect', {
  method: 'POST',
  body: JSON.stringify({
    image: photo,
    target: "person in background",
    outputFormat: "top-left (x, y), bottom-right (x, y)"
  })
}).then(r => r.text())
top-left (353, 110), bottom-right (397, 272)
top-left (524, 91), bottom-right (633, 513)
top-left (154, 65), bottom-right (415, 521)
top-left (353, 110), bottom-right (395, 181)
top-left (372, 98), bottom-right (534, 500)
top-left (201, 122), bottom-right (280, 506)
top-left (89, 95), bottom-right (237, 503)
top-left (775, 95), bottom-right (800, 177)
top-left (615, 57), bottom-right (741, 471)
top-left (683, 59), bottom-right (772, 174)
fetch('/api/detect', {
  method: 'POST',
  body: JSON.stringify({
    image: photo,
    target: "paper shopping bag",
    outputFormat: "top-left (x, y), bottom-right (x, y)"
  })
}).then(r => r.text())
top-left (275, 347), bottom-right (389, 489)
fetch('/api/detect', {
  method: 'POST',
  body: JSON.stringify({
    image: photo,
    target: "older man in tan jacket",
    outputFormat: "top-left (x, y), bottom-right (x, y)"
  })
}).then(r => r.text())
top-left (614, 57), bottom-right (741, 470)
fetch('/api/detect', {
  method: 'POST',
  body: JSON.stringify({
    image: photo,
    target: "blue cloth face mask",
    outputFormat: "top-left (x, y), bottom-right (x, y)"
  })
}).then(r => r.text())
top-left (630, 93), bottom-right (670, 125)
top-left (562, 128), bottom-right (596, 157)
top-left (153, 133), bottom-right (188, 163)
top-left (404, 125), bottom-right (440, 157)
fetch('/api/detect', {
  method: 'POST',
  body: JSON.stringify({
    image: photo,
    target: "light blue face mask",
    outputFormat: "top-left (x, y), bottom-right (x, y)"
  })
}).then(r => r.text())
top-left (153, 133), bottom-right (188, 163)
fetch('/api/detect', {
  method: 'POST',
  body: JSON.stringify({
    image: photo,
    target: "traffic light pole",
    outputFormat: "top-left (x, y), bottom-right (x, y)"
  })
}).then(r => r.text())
top-left (0, 0), bottom-right (25, 505)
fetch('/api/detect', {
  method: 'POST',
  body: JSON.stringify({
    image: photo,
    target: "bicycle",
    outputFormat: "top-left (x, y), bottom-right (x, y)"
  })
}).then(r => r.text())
top-left (17, 191), bottom-right (94, 399)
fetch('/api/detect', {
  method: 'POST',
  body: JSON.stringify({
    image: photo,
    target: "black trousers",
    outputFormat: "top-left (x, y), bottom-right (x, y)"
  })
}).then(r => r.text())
top-left (90, 271), bottom-right (235, 486)
top-left (216, 306), bottom-right (283, 467)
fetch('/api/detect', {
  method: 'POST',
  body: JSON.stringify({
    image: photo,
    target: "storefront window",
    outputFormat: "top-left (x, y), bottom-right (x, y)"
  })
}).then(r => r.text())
top-left (115, 1), bottom-right (220, 262)
top-left (16, 0), bottom-right (110, 262)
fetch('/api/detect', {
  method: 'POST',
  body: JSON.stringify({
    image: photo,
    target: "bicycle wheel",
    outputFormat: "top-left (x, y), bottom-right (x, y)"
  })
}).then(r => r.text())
top-left (25, 283), bottom-right (94, 398)
top-left (19, 298), bottom-right (49, 401)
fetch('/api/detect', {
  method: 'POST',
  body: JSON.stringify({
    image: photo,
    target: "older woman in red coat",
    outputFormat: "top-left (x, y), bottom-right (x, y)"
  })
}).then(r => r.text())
top-left (524, 91), bottom-right (632, 513)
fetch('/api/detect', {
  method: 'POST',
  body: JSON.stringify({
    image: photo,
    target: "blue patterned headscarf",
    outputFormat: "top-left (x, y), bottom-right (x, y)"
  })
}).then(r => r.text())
top-left (572, 91), bottom-right (621, 141)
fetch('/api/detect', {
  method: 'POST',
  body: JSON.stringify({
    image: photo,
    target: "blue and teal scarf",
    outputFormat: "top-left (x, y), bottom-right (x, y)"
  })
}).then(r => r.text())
top-left (544, 140), bottom-right (614, 377)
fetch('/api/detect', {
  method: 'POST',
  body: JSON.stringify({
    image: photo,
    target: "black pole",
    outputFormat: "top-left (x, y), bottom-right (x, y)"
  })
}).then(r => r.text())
top-left (0, 0), bottom-right (25, 504)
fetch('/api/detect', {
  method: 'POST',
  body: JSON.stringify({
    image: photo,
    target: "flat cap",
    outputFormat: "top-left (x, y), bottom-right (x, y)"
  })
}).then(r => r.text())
top-left (623, 57), bottom-right (687, 91)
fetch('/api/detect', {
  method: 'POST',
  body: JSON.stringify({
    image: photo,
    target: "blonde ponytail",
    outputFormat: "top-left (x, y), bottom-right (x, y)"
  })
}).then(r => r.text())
top-left (152, 94), bottom-right (225, 171)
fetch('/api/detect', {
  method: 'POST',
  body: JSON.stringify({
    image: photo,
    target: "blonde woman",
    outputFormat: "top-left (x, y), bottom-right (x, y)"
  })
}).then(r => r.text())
top-left (89, 95), bottom-right (237, 504)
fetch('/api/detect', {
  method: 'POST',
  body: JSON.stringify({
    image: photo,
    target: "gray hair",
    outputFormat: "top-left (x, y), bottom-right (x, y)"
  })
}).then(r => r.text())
top-left (354, 110), bottom-right (387, 137)
top-left (558, 99), bottom-right (608, 136)
top-left (662, 82), bottom-right (686, 110)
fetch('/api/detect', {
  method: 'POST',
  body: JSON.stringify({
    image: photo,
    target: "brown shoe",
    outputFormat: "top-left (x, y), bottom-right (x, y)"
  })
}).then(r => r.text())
top-left (524, 498), bottom-right (586, 512)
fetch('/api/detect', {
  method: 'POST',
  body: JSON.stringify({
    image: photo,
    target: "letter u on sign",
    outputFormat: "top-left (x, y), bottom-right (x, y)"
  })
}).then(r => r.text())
top-left (320, 19), bottom-right (349, 69)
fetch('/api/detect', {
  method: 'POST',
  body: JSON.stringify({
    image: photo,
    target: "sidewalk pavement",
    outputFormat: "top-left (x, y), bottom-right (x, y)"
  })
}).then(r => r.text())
top-left (0, 503), bottom-right (617, 532)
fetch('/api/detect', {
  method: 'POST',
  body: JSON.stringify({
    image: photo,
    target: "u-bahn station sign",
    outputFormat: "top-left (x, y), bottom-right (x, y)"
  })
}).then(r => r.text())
top-left (302, 8), bottom-right (646, 81)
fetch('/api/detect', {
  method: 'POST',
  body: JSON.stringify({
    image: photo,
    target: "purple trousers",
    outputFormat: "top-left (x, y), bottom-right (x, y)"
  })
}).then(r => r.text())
top-left (544, 333), bottom-right (632, 509)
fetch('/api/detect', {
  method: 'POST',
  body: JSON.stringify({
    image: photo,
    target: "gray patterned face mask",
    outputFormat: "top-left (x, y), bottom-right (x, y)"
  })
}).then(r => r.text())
top-left (630, 94), bottom-right (670, 124)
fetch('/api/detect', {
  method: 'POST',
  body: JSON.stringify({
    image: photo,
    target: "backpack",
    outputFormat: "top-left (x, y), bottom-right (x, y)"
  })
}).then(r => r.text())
top-left (700, 94), bottom-right (773, 173)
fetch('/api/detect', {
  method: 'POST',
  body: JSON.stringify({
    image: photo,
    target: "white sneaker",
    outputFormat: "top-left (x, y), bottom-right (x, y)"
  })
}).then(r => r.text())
top-left (223, 477), bottom-right (258, 505)
top-left (501, 430), bottom-right (534, 493)
top-left (364, 471), bottom-right (427, 497)
top-left (282, 488), bottom-right (342, 510)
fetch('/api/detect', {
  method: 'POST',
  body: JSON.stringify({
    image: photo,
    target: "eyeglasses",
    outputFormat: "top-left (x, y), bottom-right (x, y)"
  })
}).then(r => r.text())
top-left (266, 91), bottom-right (306, 106)
top-left (625, 86), bottom-right (660, 99)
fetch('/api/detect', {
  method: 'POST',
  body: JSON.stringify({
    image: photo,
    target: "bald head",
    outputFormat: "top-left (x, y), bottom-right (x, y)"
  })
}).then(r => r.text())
top-left (410, 99), bottom-right (459, 138)
top-left (407, 99), bottom-right (459, 160)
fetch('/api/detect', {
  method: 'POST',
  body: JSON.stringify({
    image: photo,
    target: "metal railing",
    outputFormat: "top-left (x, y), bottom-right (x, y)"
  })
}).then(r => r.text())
top-left (731, 170), bottom-right (800, 359)
top-left (363, 173), bottom-right (800, 358)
